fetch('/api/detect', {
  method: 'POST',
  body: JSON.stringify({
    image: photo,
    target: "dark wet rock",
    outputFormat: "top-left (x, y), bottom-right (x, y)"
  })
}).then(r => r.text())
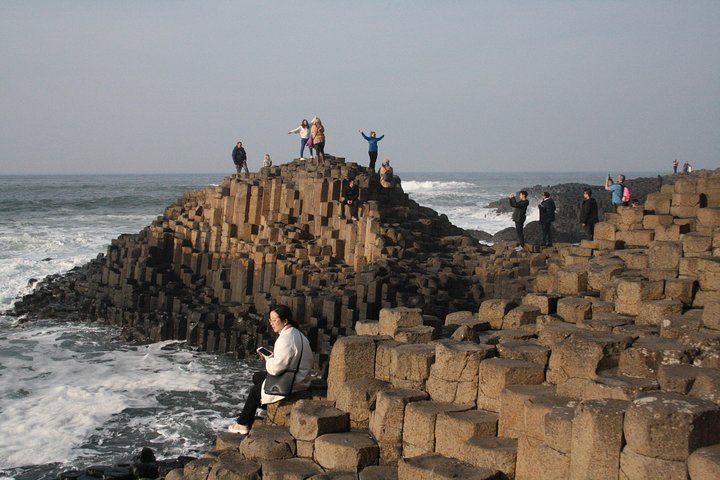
top-left (85, 465), bottom-right (112, 477)
top-left (466, 229), bottom-right (493, 242)
top-left (101, 466), bottom-right (133, 479)
top-left (58, 471), bottom-right (87, 480)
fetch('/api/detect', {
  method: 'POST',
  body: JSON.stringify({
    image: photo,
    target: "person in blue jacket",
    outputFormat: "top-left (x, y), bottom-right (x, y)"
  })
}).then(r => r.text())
top-left (359, 130), bottom-right (385, 172)
top-left (605, 174), bottom-right (625, 208)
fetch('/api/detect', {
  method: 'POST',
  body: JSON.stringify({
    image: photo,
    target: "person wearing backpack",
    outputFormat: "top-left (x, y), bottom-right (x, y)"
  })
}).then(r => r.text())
top-left (538, 191), bottom-right (556, 247)
top-left (605, 174), bottom-right (626, 208)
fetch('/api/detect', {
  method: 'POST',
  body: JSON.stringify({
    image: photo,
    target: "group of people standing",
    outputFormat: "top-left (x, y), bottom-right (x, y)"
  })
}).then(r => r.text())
top-left (234, 120), bottom-right (395, 222)
top-left (672, 159), bottom-right (692, 175)
top-left (288, 117), bottom-right (326, 165)
top-left (508, 190), bottom-right (557, 250)
top-left (236, 120), bottom-right (390, 176)
top-left (508, 185), bottom-right (602, 249)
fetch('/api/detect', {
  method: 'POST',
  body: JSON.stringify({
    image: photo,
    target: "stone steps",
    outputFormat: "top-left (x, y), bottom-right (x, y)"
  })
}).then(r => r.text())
top-left (397, 453), bottom-right (500, 480)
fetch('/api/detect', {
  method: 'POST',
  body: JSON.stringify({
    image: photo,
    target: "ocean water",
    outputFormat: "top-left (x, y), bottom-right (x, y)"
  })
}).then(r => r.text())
top-left (0, 170), bottom-right (655, 479)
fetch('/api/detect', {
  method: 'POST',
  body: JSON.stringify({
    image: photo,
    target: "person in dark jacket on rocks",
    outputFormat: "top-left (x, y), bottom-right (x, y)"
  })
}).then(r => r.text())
top-left (509, 190), bottom-right (529, 250)
top-left (538, 191), bottom-right (556, 247)
top-left (340, 178), bottom-right (360, 220)
top-left (579, 188), bottom-right (599, 240)
top-left (232, 141), bottom-right (248, 174)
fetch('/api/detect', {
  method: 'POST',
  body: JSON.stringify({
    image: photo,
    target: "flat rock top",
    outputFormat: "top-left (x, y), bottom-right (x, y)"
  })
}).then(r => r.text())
top-left (631, 391), bottom-right (720, 414)
top-left (315, 430), bottom-right (378, 448)
top-left (405, 400), bottom-right (472, 415)
top-left (400, 453), bottom-right (500, 479)
top-left (261, 457), bottom-right (324, 477)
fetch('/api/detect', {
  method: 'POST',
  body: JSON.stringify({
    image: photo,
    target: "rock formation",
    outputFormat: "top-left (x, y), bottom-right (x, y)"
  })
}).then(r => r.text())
top-left (11, 157), bottom-right (495, 364)
top-left (16, 163), bottom-right (720, 479)
top-left (167, 170), bottom-right (718, 479)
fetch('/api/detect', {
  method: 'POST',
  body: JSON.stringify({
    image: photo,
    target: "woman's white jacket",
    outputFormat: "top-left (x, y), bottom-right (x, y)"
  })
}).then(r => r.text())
top-left (261, 325), bottom-right (313, 405)
top-left (288, 126), bottom-right (310, 139)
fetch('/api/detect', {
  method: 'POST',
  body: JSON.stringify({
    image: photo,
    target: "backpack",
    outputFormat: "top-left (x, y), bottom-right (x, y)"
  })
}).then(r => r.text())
top-left (622, 185), bottom-right (631, 203)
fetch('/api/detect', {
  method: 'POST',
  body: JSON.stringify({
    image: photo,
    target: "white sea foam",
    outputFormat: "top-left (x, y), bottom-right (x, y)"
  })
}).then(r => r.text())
top-left (0, 325), bottom-right (222, 469)
top-left (0, 214), bottom-right (154, 313)
top-left (402, 180), bottom-right (475, 192)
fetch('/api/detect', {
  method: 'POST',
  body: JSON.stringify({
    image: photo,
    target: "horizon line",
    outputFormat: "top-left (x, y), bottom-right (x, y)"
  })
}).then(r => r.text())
top-left (0, 169), bottom-right (665, 177)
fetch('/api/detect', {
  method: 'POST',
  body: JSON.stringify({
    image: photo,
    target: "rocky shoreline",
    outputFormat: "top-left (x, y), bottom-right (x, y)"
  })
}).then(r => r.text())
top-left (9, 162), bottom-right (720, 479)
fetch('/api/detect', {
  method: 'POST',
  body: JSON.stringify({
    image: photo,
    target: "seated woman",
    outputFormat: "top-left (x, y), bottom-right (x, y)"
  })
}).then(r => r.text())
top-left (228, 305), bottom-right (313, 434)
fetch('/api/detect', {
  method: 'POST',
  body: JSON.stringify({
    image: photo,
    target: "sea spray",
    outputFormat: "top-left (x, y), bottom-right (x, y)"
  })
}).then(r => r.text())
top-left (0, 321), bottom-right (259, 478)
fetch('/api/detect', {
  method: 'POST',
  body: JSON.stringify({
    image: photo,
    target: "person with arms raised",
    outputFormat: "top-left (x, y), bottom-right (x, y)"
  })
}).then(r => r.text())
top-left (359, 130), bottom-right (384, 172)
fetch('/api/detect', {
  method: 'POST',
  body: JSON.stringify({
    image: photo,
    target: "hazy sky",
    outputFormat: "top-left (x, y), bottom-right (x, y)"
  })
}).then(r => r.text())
top-left (1, 1), bottom-right (718, 174)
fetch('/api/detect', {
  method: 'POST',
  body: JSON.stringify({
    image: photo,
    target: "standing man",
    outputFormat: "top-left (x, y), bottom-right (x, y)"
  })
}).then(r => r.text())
top-left (359, 130), bottom-right (385, 172)
top-left (672, 159), bottom-right (679, 174)
top-left (579, 188), bottom-right (599, 240)
top-left (605, 174), bottom-right (625, 208)
top-left (509, 190), bottom-right (529, 250)
top-left (538, 191), bottom-right (556, 247)
top-left (232, 141), bottom-right (248, 174)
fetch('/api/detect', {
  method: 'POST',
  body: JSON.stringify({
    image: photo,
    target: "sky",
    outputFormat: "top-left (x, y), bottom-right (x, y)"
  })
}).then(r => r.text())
top-left (1, 1), bottom-right (718, 174)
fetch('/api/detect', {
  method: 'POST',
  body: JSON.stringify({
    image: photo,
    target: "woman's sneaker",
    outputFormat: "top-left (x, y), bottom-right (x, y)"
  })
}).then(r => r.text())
top-left (228, 423), bottom-right (250, 435)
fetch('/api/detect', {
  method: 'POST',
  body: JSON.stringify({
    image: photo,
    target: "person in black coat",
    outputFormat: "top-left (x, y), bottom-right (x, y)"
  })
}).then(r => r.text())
top-left (340, 178), bottom-right (360, 220)
top-left (232, 141), bottom-right (248, 174)
top-left (509, 190), bottom-right (529, 249)
top-left (579, 188), bottom-right (599, 239)
top-left (538, 191), bottom-right (556, 247)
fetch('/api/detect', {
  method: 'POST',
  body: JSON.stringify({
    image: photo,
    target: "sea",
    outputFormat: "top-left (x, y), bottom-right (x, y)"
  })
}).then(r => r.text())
top-left (0, 170), bottom-right (654, 479)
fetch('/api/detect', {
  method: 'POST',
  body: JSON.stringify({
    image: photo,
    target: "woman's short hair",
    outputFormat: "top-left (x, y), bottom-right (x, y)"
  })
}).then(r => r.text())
top-left (271, 304), bottom-right (298, 327)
